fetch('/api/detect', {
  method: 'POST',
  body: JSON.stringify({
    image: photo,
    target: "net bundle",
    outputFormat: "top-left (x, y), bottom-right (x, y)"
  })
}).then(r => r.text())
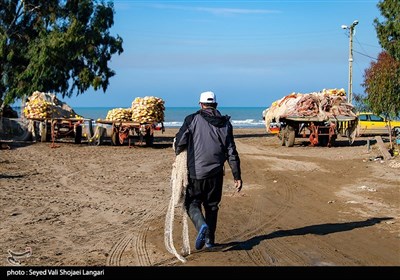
top-left (23, 91), bottom-right (82, 119)
top-left (263, 88), bottom-right (357, 132)
top-left (131, 96), bottom-right (165, 123)
top-left (105, 108), bottom-right (132, 121)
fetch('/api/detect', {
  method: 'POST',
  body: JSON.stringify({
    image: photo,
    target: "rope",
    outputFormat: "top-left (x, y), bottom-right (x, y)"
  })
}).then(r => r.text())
top-left (164, 142), bottom-right (190, 263)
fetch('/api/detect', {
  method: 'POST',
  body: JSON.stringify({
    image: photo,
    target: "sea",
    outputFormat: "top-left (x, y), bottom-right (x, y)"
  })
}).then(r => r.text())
top-left (71, 107), bottom-right (266, 128)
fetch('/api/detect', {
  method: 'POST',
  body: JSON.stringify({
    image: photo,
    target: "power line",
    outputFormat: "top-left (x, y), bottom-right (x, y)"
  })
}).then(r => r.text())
top-left (354, 36), bottom-right (379, 60)
top-left (356, 42), bottom-right (381, 49)
top-left (353, 49), bottom-right (377, 60)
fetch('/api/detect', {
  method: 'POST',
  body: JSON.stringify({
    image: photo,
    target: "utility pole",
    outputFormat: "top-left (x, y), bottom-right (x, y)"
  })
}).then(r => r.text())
top-left (341, 20), bottom-right (358, 104)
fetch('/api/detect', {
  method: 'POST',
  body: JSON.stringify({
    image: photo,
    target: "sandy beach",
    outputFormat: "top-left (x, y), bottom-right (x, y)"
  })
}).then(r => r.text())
top-left (1, 127), bottom-right (399, 267)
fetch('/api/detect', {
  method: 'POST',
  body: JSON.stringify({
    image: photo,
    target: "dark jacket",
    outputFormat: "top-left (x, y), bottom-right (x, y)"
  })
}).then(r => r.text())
top-left (175, 108), bottom-right (241, 180)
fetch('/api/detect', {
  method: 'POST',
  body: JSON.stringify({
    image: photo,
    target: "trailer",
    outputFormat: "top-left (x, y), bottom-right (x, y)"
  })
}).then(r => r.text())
top-left (94, 120), bottom-right (164, 147)
top-left (28, 117), bottom-right (93, 144)
top-left (278, 115), bottom-right (357, 147)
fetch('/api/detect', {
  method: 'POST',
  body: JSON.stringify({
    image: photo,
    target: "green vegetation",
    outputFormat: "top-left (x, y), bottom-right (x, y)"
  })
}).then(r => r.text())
top-left (360, 0), bottom-right (400, 121)
top-left (0, 0), bottom-right (123, 109)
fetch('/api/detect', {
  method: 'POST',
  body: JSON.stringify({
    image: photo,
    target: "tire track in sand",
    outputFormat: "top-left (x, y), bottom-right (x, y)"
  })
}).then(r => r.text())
top-left (131, 203), bottom-right (167, 266)
top-left (106, 232), bottom-right (135, 266)
top-left (107, 203), bottom-right (167, 266)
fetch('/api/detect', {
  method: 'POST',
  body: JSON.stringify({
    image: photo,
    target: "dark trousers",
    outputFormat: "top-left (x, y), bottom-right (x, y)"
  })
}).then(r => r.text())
top-left (185, 170), bottom-right (224, 244)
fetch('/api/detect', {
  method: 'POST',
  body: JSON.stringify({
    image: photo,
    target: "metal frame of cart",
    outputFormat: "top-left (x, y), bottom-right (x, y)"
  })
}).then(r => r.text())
top-left (278, 115), bottom-right (358, 147)
top-left (27, 118), bottom-right (93, 144)
top-left (95, 120), bottom-right (164, 147)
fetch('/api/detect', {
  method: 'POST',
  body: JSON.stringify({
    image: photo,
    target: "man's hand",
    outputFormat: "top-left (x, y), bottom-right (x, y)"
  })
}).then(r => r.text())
top-left (234, 179), bottom-right (243, 192)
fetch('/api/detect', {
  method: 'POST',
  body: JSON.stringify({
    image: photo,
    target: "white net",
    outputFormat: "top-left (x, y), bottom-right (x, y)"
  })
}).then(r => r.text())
top-left (263, 89), bottom-right (357, 132)
top-left (164, 147), bottom-right (191, 263)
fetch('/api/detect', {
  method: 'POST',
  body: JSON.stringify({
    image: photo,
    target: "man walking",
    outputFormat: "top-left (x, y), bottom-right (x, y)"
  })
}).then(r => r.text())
top-left (174, 91), bottom-right (242, 250)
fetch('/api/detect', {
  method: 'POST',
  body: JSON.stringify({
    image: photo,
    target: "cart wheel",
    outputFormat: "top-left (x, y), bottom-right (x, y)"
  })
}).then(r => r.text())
top-left (39, 122), bottom-right (47, 142)
top-left (328, 134), bottom-right (337, 147)
top-left (279, 129), bottom-right (285, 146)
top-left (145, 129), bottom-right (154, 147)
top-left (344, 127), bottom-right (350, 139)
top-left (33, 121), bottom-right (41, 142)
top-left (284, 126), bottom-right (295, 147)
top-left (318, 135), bottom-right (329, 147)
top-left (96, 127), bottom-right (106, 146)
top-left (40, 122), bottom-right (51, 142)
top-left (111, 131), bottom-right (120, 146)
top-left (393, 127), bottom-right (400, 137)
top-left (88, 119), bottom-right (94, 138)
top-left (74, 125), bottom-right (82, 144)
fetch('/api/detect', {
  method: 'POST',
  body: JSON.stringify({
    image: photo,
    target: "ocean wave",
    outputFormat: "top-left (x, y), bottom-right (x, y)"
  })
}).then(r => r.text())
top-left (164, 121), bottom-right (183, 127)
top-left (231, 119), bottom-right (264, 126)
top-left (164, 119), bottom-right (264, 128)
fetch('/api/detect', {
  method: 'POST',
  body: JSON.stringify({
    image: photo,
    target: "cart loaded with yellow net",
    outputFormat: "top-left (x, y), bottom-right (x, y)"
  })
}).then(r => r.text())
top-left (94, 96), bottom-right (165, 147)
top-left (23, 91), bottom-right (93, 144)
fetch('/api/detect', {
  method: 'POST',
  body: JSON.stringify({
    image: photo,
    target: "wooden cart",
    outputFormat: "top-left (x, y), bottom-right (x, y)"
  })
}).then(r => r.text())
top-left (95, 120), bottom-right (164, 147)
top-left (28, 117), bottom-right (93, 144)
top-left (278, 115), bottom-right (358, 147)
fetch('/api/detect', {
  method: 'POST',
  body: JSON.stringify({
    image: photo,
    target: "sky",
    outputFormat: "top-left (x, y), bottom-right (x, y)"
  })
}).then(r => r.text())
top-left (61, 0), bottom-right (384, 108)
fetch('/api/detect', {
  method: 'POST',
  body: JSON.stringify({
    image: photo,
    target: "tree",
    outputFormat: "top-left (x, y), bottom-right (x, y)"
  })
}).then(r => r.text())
top-left (362, 52), bottom-right (400, 119)
top-left (361, 0), bottom-right (400, 149)
top-left (352, 92), bottom-right (370, 113)
top-left (0, 0), bottom-right (123, 108)
top-left (374, 0), bottom-right (400, 61)
top-left (362, 51), bottom-right (400, 148)
top-left (368, 0), bottom-right (400, 119)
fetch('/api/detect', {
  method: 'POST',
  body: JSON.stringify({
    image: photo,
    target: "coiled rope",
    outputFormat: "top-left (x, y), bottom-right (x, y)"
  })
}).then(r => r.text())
top-left (164, 141), bottom-right (190, 263)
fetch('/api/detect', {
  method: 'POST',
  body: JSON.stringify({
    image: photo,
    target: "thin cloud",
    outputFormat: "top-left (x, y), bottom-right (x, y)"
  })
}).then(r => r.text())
top-left (150, 4), bottom-right (280, 16)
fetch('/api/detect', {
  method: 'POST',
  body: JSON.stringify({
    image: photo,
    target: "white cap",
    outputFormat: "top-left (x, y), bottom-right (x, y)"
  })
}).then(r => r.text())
top-left (199, 91), bottom-right (217, 103)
